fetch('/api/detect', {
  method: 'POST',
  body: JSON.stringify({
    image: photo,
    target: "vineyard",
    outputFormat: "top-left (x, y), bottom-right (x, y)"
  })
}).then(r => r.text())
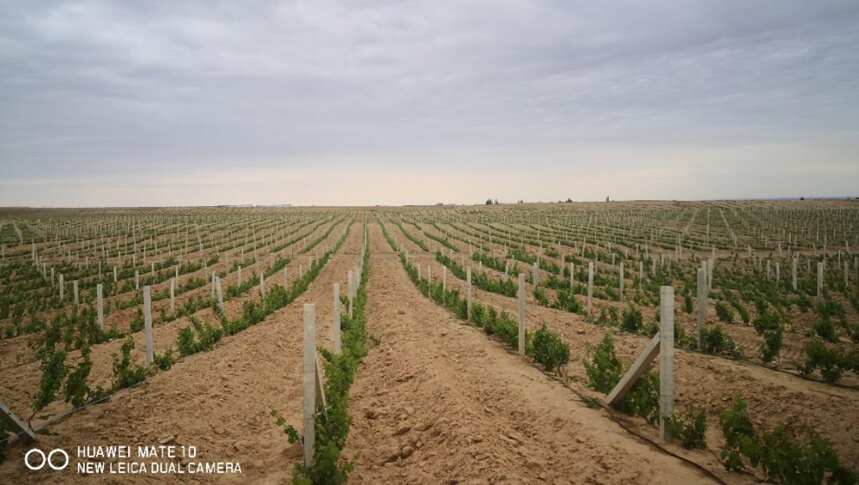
top-left (0, 200), bottom-right (858, 484)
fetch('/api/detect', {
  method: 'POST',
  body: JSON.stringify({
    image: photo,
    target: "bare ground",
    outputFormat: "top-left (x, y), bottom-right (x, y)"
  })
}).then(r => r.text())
top-left (342, 224), bottom-right (718, 484)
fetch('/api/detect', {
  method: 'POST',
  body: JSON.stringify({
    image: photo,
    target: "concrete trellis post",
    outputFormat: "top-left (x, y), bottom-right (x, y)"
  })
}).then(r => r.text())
top-left (143, 286), bottom-right (154, 366)
top-left (618, 262), bottom-right (624, 305)
top-left (238, 265), bottom-right (242, 287)
top-left (587, 262), bottom-right (594, 316)
top-left (517, 273), bottom-right (526, 355)
top-left (113, 266), bottom-right (117, 283)
top-left (570, 262), bottom-right (575, 288)
top-left (216, 276), bottom-right (224, 313)
top-left (707, 258), bottom-right (714, 289)
top-left (96, 284), bottom-right (104, 329)
top-left (442, 266), bottom-right (447, 293)
top-left (466, 267), bottom-right (473, 321)
top-left (59, 274), bottom-right (64, 301)
top-left (169, 277), bottom-right (176, 314)
top-left (135, 270), bottom-right (140, 291)
top-left (332, 284), bottom-right (341, 354)
top-left (347, 270), bottom-right (354, 318)
top-left (531, 261), bottom-right (539, 286)
top-left (659, 286), bottom-right (674, 441)
top-left (73, 280), bottom-right (79, 308)
top-left (607, 334), bottom-right (659, 406)
top-left (696, 267), bottom-right (707, 350)
top-left (817, 262), bottom-right (824, 297)
top-left (302, 304), bottom-right (316, 468)
top-left (792, 258), bottom-right (798, 291)
top-left (606, 286), bottom-right (675, 444)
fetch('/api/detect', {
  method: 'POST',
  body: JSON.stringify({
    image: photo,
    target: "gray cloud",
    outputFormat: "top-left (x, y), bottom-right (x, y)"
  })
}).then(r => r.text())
top-left (1, 1), bottom-right (858, 203)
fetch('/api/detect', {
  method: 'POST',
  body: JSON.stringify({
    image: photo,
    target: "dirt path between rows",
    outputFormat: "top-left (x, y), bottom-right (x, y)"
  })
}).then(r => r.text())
top-left (0, 223), bottom-right (348, 427)
top-left (0, 225), bottom-right (364, 484)
top-left (396, 227), bottom-right (859, 470)
top-left (342, 224), bottom-right (715, 484)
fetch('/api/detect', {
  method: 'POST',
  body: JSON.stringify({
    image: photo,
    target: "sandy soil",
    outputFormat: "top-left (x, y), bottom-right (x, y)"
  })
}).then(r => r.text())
top-left (0, 219), bottom-right (334, 370)
top-left (343, 224), bottom-right (719, 484)
top-left (0, 220), bottom-right (853, 484)
top-left (394, 227), bottom-right (859, 471)
top-left (0, 223), bottom-right (363, 484)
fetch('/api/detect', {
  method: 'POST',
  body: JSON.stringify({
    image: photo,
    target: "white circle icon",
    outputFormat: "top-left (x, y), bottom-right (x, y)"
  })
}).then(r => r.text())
top-left (48, 449), bottom-right (70, 470)
top-left (24, 448), bottom-right (46, 471)
top-left (24, 448), bottom-right (69, 471)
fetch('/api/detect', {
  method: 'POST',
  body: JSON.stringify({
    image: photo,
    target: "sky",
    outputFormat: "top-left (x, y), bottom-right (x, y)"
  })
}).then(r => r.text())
top-left (1, 0), bottom-right (858, 206)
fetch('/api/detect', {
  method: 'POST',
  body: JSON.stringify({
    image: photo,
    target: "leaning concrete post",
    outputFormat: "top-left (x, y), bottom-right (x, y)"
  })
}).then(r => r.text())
top-left (696, 267), bottom-right (706, 350)
top-left (169, 277), bottom-right (175, 314)
top-left (569, 262), bottom-right (575, 288)
top-left (587, 262), bottom-right (594, 316)
top-left (143, 286), bottom-right (154, 366)
top-left (332, 284), bottom-right (341, 354)
top-left (96, 284), bottom-right (104, 329)
top-left (73, 280), bottom-right (79, 308)
top-left (113, 266), bottom-right (117, 283)
top-left (466, 267), bottom-right (473, 321)
top-left (517, 273), bottom-right (526, 355)
top-left (659, 286), bottom-right (674, 441)
top-left (303, 303), bottom-right (316, 468)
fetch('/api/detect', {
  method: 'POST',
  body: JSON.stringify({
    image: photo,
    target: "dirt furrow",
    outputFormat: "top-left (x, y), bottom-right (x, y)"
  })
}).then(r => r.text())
top-left (410, 245), bottom-right (859, 468)
top-left (0, 224), bottom-right (364, 484)
top-left (343, 223), bottom-right (714, 484)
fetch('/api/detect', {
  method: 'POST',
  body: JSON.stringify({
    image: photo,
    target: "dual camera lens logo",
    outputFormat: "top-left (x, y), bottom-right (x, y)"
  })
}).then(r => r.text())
top-left (24, 448), bottom-right (69, 471)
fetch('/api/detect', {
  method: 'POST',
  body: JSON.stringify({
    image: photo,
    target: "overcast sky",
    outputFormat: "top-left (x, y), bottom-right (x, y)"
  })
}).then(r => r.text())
top-left (1, 1), bottom-right (858, 206)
